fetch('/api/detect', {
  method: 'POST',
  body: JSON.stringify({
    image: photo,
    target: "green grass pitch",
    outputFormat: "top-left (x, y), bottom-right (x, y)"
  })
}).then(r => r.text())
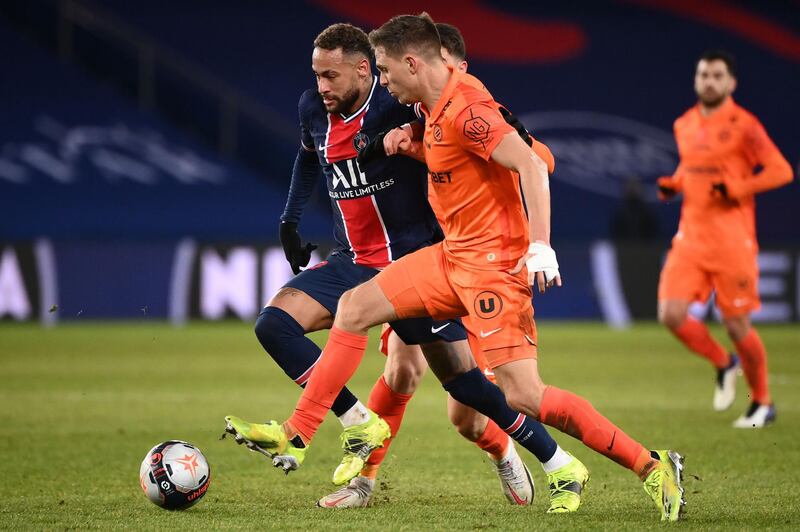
top-left (1, 321), bottom-right (798, 530)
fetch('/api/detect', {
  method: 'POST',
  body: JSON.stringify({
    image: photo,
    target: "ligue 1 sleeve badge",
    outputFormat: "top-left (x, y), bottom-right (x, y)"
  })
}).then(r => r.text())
top-left (353, 132), bottom-right (370, 153)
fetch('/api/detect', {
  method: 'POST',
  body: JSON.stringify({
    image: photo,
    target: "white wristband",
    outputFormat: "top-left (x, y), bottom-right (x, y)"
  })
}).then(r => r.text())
top-left (526, 242), bottom-right (560, 283)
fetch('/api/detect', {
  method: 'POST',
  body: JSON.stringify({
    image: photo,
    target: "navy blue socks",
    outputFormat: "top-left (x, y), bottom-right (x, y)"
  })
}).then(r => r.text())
top-left (444, 367), bottom-right (557, 463)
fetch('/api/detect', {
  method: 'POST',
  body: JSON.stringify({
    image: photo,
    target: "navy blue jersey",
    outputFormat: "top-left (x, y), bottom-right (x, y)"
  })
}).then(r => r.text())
top-left (282, 76), bottom-right (441, 268)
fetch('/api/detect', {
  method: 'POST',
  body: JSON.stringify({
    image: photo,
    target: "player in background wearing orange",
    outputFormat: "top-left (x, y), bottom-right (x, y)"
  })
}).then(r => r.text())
top-left (316, 23), bottom-right (576, 510)
top-left (248, 14), bottom-right (685, 521)
top-left (657, 50), bottom-right (792, 428)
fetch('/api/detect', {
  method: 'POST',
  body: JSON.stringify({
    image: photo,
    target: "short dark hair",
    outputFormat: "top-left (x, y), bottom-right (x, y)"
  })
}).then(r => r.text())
top-left (697, 49), bottom-right (737, 77)
top-left (436, 23), bottom-right (466, 61)
top-left (369, 13), bottom-right (441, 60)
top-left (314, 23), bottom-right (373, 61)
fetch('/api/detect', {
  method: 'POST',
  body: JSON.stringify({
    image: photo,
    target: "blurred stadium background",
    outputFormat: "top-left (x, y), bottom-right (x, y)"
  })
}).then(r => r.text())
top-left (1, 0), bottom-right (798, 326)
top-left (1, 1), bottom-right (799, 529)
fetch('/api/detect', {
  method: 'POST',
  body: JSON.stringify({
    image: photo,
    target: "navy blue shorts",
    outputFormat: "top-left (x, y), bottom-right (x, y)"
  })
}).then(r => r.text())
top-left (285, 252), bottom-right (466, 346)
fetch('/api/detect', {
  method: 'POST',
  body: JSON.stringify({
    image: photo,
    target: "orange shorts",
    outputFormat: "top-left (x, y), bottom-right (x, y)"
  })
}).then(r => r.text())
top-left (658, 247), bottom-right (760, 318)
top-left (461, 314), bottom-right (537, 382)
top-left (379, 317), bottom-right (513, 383)
top-left (376, 243), bottom-right (537, 369)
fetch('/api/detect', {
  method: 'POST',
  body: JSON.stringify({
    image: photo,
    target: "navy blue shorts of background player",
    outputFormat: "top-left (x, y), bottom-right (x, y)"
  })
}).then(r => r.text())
top-left (284, 252), bottom-right (466, 345)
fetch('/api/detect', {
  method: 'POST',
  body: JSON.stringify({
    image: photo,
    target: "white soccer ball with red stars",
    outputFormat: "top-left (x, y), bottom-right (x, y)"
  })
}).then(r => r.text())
top-left (139, 440), bottom-right (211, 510)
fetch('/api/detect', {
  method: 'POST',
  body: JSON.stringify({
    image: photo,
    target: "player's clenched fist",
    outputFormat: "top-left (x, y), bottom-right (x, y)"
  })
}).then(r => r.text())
top-left (384, 126), bottom-right (425, 161)
top-left (357, 125), bottom-right (424, 166)
top-left (509, 241), bottom-right (562, 293)
top-left (383, 126), bottom-right (412, 155)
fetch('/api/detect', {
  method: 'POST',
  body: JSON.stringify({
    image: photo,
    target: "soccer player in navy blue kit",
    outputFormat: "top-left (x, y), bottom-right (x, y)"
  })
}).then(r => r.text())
top-left (224, 23), bottom-right (585, 512)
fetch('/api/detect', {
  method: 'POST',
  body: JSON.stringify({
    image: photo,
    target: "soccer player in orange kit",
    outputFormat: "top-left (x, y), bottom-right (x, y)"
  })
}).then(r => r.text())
top-left (657, 50), bottom-right (793, 428)
top-left (314, 22), bottom-right (571, 509)
top-left (225, 20), bottom-right (586, 514)
top-left (240, 14), bottom-right (686, 521)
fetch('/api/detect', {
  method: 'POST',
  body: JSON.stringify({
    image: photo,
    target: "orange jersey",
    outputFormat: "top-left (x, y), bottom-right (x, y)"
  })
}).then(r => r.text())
top-left (667, 98), bottom-right (792, 259)
top-left (421, 70), bottom-right (528, 270)
top-left (427, 135), bottom-right (554, 228)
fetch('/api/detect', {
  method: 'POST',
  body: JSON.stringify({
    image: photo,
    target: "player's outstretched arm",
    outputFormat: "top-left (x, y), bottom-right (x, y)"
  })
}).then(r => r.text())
top-left (491, 132), bottom-right (561, 293)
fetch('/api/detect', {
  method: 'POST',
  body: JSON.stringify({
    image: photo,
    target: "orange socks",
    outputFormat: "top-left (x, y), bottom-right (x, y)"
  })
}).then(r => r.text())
top-left (289, 326), bottom-right (368, 442)
top-left (539, 386), bottom-right (650, 477)
top-left (361, 376), bottom-right (413, 479)
top-left (672, 317), bottom-right (730, 369)
top-left (475, 419), bottom-right (510, 461)
top-left (735, 329), bottom-right (771, 404)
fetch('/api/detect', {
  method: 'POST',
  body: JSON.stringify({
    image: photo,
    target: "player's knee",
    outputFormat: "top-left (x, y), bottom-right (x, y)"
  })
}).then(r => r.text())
top-left (724, 317), bottom-right (750, 342)
top-left (658, 305), bottom-right (686, 330)
top-left (335, 289), bottom-right (372, 331)
top-left (254, 307), bottom-right (274, 346)
top-left (254, 306), bottom-right (291, 355)
top-left (384, 361), bottom-right (424, 394)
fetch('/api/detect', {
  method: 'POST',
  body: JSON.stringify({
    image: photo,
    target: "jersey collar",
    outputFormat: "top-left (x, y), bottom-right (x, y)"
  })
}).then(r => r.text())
top-left (427, 66), bottom-right (460, 123)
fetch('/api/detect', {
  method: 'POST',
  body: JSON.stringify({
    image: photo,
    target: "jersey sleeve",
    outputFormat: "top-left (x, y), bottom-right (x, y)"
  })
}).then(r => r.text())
top-left (281, 148), bottom-right (321, 224)
top-left (665, 121), bottom-right (687, 192)
top-left (531, 138), bottom-right (555, 174)
top-left (454, 102), bottom-right (516, 161)
top-left (726, 117), bottom-right (793, 198)
top-left (282, 94), bottom-right (321, 223)
top-left (300, 123), bottom-right (314, 152)
top-left (298, 92), bottom-right (316, 152)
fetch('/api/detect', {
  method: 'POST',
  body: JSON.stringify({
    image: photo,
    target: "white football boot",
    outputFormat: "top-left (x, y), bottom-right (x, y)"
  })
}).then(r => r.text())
top-left (732, 402), bottom-right (776, 429)
top-left (317, 476), bottom-right (374, 508)
top-left (492, 441), bottom-right (534, 505)
top-left (713, 354), bottom-right (740, 411)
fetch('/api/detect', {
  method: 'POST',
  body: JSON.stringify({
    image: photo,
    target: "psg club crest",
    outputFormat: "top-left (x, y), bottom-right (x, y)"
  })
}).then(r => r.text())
top-left (353, 132), bottom-right (369, 153)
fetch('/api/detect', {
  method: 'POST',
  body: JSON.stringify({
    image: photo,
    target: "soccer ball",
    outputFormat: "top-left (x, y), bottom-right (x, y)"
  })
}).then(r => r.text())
top-left (139, 440), bottom-right (211, 510)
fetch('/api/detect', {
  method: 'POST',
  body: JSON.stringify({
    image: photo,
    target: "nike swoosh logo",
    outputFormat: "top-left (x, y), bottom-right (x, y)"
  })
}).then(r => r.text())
top-left (480, 327), bottom-right (503, 338)
top-left (431, 323), bottom-right (450, 334)
top-left (322, 494), bottom-right (351, 507)
top-left (483, 367), bottom-right (495, 377)
top-left (507, 485), bottom-right (527, 505)
top-left (607, 431), bottom-right (616, 451)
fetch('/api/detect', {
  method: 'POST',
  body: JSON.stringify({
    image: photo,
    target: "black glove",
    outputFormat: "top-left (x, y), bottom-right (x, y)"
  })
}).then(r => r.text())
top-left (279, 221), bottom-right (317, 274)
top-left (711, 182), bottom-right (729, 200)
top-left (499, 106), bottom-right (533, 147)
top-left (356, 130), bottom-right (389, 167)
